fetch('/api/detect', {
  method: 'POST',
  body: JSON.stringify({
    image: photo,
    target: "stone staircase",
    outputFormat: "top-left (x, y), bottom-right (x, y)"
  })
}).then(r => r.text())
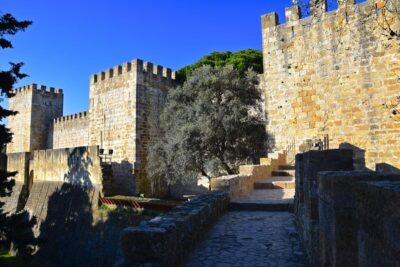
top-left (254, 165), bottom-right (295, 190)
top-left (230, 162), bottom-right (296, 212)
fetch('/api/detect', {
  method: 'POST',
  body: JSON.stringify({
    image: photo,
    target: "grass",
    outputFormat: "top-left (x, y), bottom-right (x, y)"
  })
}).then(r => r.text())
top-left (0, 249), bottom-right (22, 267)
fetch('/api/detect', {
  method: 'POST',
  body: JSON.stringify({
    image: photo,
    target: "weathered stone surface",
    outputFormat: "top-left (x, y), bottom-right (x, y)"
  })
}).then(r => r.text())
top-left (262, 1), bottom-right (400, 170)
top-left (7, 84), bottom-right (63, 153)
top-left (318, 171), bottom-right (400, 267)
top-left (89, 60), bottom-right (175, 195)
top-left (120, 191), bottom-right (229, 267)
top-left (184, 212), bottom-right (307, 267)
top-left (30, 146), bottom-right (102, 186)
top-left (53, 112), bottom-right (89, 149)
top-left (294, 149), bottom-right (353, 266)
top-left (356, 180), bottom-right (400, 267)
top-left (211, 151), bottom-right (285, 199)
top-left (8, 59), bottom-right (176, 196)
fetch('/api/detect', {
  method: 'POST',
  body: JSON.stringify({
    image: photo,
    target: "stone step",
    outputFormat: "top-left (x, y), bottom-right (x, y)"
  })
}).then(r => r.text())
top-left (229, 202), bottom-right (293, 212)
top-left (278, 165), bottom-right (295, 171)
top-left (272, 170), bottom-right (294, 177)
top-left (230, 189), bottom-right (295, 212)
top-left (254, 177), bottom-right (295, 189)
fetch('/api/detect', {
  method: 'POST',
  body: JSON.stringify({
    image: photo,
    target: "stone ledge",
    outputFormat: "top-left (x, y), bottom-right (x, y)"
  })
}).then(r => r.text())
top-left (118, 191), bottom-right (229, 267)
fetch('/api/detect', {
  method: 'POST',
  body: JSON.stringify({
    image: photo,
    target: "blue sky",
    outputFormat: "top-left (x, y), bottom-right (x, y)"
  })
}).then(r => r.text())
top-left (1, 0), bottom-right (296, 114)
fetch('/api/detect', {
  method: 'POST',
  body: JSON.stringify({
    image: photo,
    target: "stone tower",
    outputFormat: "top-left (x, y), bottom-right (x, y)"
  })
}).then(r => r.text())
top-left (7, 84), bottom-right (63, 153)
top-left (261, 0), bottom-right (400, 169)
top-left (89, 59), bottom-right (176, 195)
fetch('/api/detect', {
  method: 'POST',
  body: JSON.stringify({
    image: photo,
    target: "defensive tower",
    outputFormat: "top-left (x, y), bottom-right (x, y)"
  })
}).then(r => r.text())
top-left (89, 59), bottom-right (176, 194)
top-left (7, 84), bottom-right (63, 154)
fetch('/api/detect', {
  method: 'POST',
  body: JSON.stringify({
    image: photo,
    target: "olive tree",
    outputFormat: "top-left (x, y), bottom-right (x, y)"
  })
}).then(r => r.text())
top-left (147, 65), bottom-right (267, 194)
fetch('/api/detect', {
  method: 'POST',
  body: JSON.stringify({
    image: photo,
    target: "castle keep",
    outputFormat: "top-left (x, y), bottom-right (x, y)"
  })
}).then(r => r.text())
top-left (262, 0), bottom-right (400, 170)
top-left (7, 59), bottom-right (176, 195)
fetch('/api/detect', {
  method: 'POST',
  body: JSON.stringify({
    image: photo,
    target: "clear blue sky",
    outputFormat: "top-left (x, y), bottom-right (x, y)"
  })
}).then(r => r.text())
top-left (2, 0), bottom-right (295, 115)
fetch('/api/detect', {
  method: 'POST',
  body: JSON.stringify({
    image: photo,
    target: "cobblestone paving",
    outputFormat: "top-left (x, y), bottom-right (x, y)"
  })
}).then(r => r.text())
top-left (185, 212), bottom-right (308, 267)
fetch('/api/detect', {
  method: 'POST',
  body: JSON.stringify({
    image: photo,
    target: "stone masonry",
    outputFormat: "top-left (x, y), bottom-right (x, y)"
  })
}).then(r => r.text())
top-left (7, 59), bottom-right (176, 195)
top-left (7, 84), bottom-right (63, 153)
top-left (262, 0), bottom-right (400, 170)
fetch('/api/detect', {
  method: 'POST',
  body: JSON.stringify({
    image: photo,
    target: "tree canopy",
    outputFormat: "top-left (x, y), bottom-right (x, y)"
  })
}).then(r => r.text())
top-left (147, 65), bottom-right (267, 194)
top-left (0, 12), bottom-right (38, 259)
top-left (175, 49), bottom-right (263, 83)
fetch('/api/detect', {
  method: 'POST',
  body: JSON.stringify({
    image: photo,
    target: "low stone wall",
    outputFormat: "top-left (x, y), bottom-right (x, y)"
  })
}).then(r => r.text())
top-left (318, 171), bottom-right (400, 267)
top-left (294, 149), bottom-right (354, 266)
top-left (356, 180), bottom-right (400, 267)
top-left (118, 191), bottom-right (229, 267)
top-left (210, 151), bottom-right (285, 199)
top-left (0, 152), bottom-right (31, 213)
top-left (295, 150), bottom-right (400, 266)
top-left (31, 146), bottom-right (102, 186)
top-left (7, 152), bottom-right (30, 183)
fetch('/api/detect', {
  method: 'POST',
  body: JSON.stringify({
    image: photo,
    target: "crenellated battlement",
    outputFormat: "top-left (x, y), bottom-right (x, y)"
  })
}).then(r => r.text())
top-left (12, 83), bottom-right (63, 95)
top-left (54, 111), bottom-right (88, 124)
top-left (90, 58), bottom-right (176, 84)
top-left (261, 0), bottom-right (381, 30)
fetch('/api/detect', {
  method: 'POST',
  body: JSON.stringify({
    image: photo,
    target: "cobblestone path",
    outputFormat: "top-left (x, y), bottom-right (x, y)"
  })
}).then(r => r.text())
top-left (185, 211), bottom-right (308, 267)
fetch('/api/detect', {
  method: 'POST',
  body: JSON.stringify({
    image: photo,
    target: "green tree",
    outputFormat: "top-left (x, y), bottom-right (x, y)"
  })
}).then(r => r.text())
top-left (176, 49), bottom-right (263, 83)
top-left (147, 65), bottom-right (267, 194)
top-left (0, 12), bottom-right (38, 259)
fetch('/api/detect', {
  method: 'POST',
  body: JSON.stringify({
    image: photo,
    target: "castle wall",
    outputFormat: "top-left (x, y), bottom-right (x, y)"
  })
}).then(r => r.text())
top-left (0, 152), bottom-right (31, 213)
top-left (7, 87), bottom-right (33, 153)
top-left (262, 0), bottom-right (400, 170)
top-left (134, 62), bottom-right (175, 194)
top-left (52, 112), bottom-right (89, 149)
top-left (31, 146), bottom-right (102, 186)
top-left (7, 84), bottom-right (63, 154)
top-left (89, 59), bottom-right (175, 195)
top-left (89, 60), bottom-right (139, 195)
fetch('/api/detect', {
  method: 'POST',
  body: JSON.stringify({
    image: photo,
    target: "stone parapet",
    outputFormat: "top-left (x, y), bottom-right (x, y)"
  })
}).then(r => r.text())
top-left (294, 149), bottom-right (354, 266)
top-left (90, 58), bottom-right (176, 87)
top-left (295, 149), bottom-right (400, 266)
top-left (318, 171), bottom-right (400, 266)
top-left (118, 191), bottom-right (229, 267)
top-left (356, 180), bottom-right (400, 267)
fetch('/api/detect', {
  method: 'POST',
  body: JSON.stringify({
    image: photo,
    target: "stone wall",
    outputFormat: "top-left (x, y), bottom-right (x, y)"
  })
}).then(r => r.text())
top-left (294, 149), bottom-right (354, 266)
top-left (134, 62), bottom-right (174, 195)
top-left (356, 180), bottom-right (400, 267)
top-left (262, 0), bottom-right (400, 170)
top-left (211, 151), bottom-right (286, 199)
top-left (295, 149), bottom-right (400, 266)
top-left (0, 152), bottom-right (31, 213)
top-left (7, 84), bottom-right (64, 153)
top-left (318, 171), bottom-right (400, 267)
top-left (118, 191), bottom-right (229, 267)
top-left (89, 59), bottom-right (175, 195)
top-left (31, 146), bottom-right (102, 186)
top-left (52, 112), bottom-right (89, 149)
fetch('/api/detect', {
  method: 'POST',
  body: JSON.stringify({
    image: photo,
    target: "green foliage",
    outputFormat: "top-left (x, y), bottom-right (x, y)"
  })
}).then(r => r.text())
top-left (176, 49), bottom-right (263, 83)
top-left (147, 65), bottom-right (267, 193)
top-left (0, 12), bottom-right (37, 261)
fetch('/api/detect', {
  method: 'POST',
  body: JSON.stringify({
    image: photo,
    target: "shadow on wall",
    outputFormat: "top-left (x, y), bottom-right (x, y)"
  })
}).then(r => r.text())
top-left (264, 110), bottom-right (276, 156)
top-left (64, 147), bottom-right (93, 188)
top-left (106, 160), bottom-right (135, 196)
top-left (30, 183), bottom-right (139, 267)
top-left (376, 163), bottom-right (400, 174)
